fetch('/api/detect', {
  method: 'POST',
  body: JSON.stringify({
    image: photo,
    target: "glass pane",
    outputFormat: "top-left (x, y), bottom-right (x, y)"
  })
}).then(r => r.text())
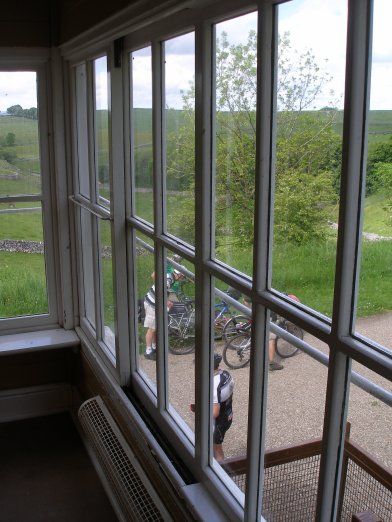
top-left (209, 280), bottom-right (249, 487)
top-left (345, 363), bottom-right (391, 520)
top-left (131, 47), bottom-right (153, 223)
top-left (94, 56), bottom-right (110, 209)
top-left (355, 0), bottom-right (392, 354)
top-left (135, 233), bottom-right (157, 389)
top-left (272, 2), bottom-right (347, 318)
top-left (167, 249), bottom-right (195, 435)
top-left (213, 12), bottom-right (258, 275)
top-left (80, 208), bottom-right (96, 330)
top-left (75, 64), bottom-right (90, 198)
top-left (0, 205), bottom-right (48, 317)
top-left (164, 33), bottom-right (195, 245)
top-left (0, 71), bottom-right (40, 196)
top-left (100, 219), bottom-right (115, 352)
top-left (264, 321), bottom-right (328, 520)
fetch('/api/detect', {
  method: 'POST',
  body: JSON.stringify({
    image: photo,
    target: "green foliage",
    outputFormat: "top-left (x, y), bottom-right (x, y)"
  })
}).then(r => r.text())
top-left (0, 150), bottom-right (17, 164)
top-left (0, 158), bottom-right (18, 176)
top-left (362, 193), bottom-right (392, 236)
top-left (366, 137), bottom-right (392, 194)
top-left (274, 169), bottom-right (336, 243)
top-left (164, 30), bottom-right (344, 246)
top-left (7, 104), bottom-right (24, 117)
top-left (373, 162), bottom-right (392, 227)
top-left (6, 104), bottom-right (37, 120)
top-left (0, 132), bottom-right (16, 147)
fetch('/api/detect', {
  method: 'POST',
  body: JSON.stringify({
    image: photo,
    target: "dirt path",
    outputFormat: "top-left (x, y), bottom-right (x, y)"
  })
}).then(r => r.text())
top-left (140, 312), bottom-right (392, 469)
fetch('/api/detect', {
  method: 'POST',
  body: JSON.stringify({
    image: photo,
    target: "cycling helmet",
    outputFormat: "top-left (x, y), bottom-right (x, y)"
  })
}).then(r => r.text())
top-left (226, 287), bottom-right (242, 300)
top-left (214, 352), bottom-right (222, 369)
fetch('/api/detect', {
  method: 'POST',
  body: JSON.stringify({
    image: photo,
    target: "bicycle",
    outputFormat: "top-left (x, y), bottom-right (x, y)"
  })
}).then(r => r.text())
top-left (168, 299), bottom-right (196, 355)
top-left (222, 316), bottom-right (304, 369)
top-left (168, 288), bottom-right (242, 354)
top-left (213, 287), bottom-right (242, 340)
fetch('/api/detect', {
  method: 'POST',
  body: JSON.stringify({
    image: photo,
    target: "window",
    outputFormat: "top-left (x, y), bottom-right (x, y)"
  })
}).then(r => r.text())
top-left (68, 1), bottom-right (392, 520)
top-left (72, 55), bottom-right (116, 359)
top-left (0, 65), bottom-right (58, 330)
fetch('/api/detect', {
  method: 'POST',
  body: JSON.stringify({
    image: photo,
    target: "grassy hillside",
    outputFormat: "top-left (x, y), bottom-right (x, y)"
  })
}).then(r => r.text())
top-left (332, 110), bottom-right (392, 146)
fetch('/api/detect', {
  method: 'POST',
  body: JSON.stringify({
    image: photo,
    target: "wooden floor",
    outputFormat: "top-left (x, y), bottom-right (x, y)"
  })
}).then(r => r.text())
top-left (0, 413), bottom-right (119, 522)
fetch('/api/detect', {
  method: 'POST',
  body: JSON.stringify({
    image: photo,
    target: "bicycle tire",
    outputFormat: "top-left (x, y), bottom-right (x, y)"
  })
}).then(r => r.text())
top-left (223, 333), bottom-right (251, 369)
top-left (276, 322), bottom-right (303, 358)
top-left (222, 315), bottom-right (251, 343)
top-left (168, 331), bottom-right (195, 354)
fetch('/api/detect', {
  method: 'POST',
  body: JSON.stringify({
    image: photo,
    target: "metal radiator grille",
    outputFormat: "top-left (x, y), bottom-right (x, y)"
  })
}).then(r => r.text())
top-left (78, 396), bottom-right (170, 522)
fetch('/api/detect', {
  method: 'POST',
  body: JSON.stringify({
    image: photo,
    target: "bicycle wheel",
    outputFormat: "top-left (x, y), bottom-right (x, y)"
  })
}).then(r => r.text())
top-left (168, 329), bottom-right (195, 354)
top-left (223, 333), bottom-right (251, 369)
top-left (222, 315), bottom-right (250, 343)
top-left (214, 313), bottom-right (230, 340)
top-left (276, 322), bottom-right (303, 358)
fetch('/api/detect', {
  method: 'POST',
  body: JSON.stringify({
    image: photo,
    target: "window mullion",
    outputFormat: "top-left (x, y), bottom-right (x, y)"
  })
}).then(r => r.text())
top-left (242, 4), bottom-right (277, 521)
top-left (87, 61), bottom-right (103, 340)
top-left (152, 39), bottom-right (168, 412)
top-left (194, 20), bottom-right (214, 473)
top-left (37, 63), bottom-right (61, 324)
top-left (316, 1), bottom-right (374, 520)
top-left (108, 43), bottom-right (130, 382)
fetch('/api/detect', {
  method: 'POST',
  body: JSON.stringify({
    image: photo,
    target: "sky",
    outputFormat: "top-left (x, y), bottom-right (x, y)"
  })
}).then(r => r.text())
top-left (1, 0), bottom-right (391, 112)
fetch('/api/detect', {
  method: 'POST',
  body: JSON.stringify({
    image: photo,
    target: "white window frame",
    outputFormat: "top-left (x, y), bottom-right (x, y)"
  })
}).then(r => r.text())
top-left (0, 50), bottom-right (61, 334)
top-left (63, 1), bottom-right (392, 520)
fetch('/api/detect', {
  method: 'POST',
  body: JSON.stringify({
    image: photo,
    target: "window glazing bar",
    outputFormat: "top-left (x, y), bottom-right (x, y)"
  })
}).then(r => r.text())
top-left (194, 19), bottom-right (214, 473)
top-left (243, 3), bottom-right (276, 520)
top-left (151, 39), bottom-right (168, 412)
top-left (69, 195), bottom-right (112, 220)
top-left (316, 1), bottom-right (373, 520)
top-left (108, 43), bottom-right (130, 381)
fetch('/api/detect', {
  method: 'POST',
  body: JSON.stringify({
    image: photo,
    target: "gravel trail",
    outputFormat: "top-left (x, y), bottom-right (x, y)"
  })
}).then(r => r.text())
top-left (140, 312), bottom-right (392, 469)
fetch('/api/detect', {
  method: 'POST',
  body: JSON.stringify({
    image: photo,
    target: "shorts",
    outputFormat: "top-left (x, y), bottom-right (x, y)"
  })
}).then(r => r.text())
top-left (213, 417), bottom-right (232, 444)
top-left (143, 302), bottom-right (156, 329)
top-left (269, 332), bottom-right (277, 341)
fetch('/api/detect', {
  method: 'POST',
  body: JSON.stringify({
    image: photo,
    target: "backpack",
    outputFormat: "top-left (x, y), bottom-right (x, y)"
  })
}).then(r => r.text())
top-left (138, 298), bottom-right (146, 323)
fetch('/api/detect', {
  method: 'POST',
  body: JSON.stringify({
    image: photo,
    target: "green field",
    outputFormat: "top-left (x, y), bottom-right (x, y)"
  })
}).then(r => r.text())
top-left (1, 111), bottom-right (392, 320)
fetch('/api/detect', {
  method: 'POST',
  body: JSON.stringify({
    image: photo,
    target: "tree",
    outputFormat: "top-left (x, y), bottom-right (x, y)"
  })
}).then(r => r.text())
top-left (5, 104), bottom-right (37, 119)
top-left (7, 104), bottom-right (24, 117)
top-left (166, 31), bottom-right (341, 246)
top-left (23, 107), bottom-right (38, 120)
top-left (5, 132), bottom-right (16, 146)
top-left (372, 162), bottom-right (392, 228)
top-left (366, 137), bottom-right (392, 195)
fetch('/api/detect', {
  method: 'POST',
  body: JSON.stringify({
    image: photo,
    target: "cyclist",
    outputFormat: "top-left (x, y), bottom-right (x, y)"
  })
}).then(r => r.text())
top-left (144, 269), bottom-right (176, 360)
top-left (213, 352), bottom-right (235, 461)
top-left (243, 296), bottom-right (283, 371)
top-left (190, 352), bottom-right (234, 462)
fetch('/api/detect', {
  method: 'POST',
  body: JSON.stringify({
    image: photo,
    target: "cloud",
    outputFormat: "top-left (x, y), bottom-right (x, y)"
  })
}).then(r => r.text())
top-left (0, 72), bottom-right (37, 112)
top-left (278, 0), bottom-right (391, 110)
top-left (278, 0), bottom-right (348, 109)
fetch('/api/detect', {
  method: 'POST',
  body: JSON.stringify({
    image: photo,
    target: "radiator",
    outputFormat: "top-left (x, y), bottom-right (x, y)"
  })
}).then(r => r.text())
top-left (78, 396), bottom-right (172, 522)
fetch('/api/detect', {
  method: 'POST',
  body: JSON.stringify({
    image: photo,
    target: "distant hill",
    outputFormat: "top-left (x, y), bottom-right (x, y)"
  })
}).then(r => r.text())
top-left (332, 110), bottom-right (392, 145)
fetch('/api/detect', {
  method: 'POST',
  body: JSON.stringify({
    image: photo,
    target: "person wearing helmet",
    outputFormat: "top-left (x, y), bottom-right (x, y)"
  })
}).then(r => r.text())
top-left (191, 353), bottom-right (234, 462)
top-left (144, 269), bottom-right (175, 360)
top-left (212, 352), bottom-right (234, 461)
top-left (167, 268), bottom-right (186, 302)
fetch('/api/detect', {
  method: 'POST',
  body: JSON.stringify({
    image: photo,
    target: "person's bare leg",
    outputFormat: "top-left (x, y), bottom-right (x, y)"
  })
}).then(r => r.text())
top-left (268, 338), bottom-right (276, 362)
top-left (269, 337), bottom-right (283, 370)
top-left (213, 443), bottom-right (225, 462)
top-left (145, 328), bottom-right (155, 347)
